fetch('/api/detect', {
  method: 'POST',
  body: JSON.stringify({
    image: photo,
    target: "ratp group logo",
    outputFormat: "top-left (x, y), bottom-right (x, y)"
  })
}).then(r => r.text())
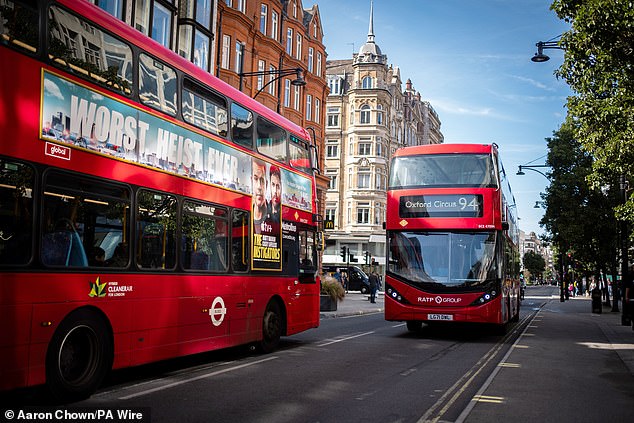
top-left (89, 277), bottom-right (107, 298)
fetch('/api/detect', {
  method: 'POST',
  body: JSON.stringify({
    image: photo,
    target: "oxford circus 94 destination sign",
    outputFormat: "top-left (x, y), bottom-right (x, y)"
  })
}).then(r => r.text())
top-left (399, 194), bottom-right (483, 218)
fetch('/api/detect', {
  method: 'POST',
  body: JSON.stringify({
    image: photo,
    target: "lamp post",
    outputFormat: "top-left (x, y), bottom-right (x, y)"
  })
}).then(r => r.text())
top-left (531, 36), bottom-right (564, 62)
top-left (620, 174), bottom-right (630, 322)
top-left (238, 67), bottom-right (306, 112)
top-left (517, 164), bottom-right (549, 179)
top-left (517, 163), bottom-right (565, 301)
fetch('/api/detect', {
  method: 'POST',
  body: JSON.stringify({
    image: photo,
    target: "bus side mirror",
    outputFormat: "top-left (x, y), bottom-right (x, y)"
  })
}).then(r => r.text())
top-left (502, 221), bottom-right (510, 230)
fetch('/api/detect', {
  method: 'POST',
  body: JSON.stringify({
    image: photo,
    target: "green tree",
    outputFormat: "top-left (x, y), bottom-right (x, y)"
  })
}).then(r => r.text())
top-left (551, 0), bottom-right (634, 227)
top-left (540, 123), bottom-right (619, 298)
top-left (523, 251), bottom-right (546, 281)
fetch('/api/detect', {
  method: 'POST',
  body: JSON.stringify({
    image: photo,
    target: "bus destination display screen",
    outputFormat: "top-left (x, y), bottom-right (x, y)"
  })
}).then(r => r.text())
top-left (399, 194), bottom-right (483, 218)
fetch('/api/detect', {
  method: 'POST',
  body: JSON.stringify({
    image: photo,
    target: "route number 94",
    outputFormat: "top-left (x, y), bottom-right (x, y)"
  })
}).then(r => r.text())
top-left (459, 196), bottom-right (479, 210)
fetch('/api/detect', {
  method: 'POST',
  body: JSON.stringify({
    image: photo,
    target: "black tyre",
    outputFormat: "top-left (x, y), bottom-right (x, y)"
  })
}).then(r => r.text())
top-left (360, 285), bottom-right (369, 294)
top-left (406, 320), bottom-right (423, 332)
top-left (46, 309), bottom-right (113, 402)
top-left (257, 301), bottom-right (282, 353)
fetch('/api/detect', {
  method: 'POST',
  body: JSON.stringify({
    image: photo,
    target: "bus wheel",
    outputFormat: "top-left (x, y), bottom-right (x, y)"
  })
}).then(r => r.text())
top-left (46, 309), bottom-right (113, 402)
top-left (406, 321), bottom-right (423, 332)
top-left (258, 301), bottom-right (282, 353)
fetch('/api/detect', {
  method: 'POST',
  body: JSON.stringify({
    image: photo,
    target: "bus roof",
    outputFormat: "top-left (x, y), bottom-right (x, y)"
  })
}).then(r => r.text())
top-left (393, 143), bottom-right (497, 157)
top-left (59, 0), bottom-right (311, 143)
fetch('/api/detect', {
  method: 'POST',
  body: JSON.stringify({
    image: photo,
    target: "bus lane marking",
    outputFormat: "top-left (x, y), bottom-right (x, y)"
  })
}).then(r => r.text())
top-left (317, 331), bottom-right (375, 347)
top-left (417, 312), bottom-right (535, 423)
top-left (118, 356), bottom-right (279, 400)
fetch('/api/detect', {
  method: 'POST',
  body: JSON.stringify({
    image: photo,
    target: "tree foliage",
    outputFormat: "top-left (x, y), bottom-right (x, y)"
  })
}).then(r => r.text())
top-left (540, 122), bottom-right (619, 276)
top-left (523, 251), bottom-right (546, 279)
top-left (551, 0), bottom-right (634, 227)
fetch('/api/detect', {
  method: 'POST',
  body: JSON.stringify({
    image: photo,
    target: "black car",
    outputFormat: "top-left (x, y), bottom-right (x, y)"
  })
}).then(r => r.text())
top-left (323, 265), bottom-right (370, 294)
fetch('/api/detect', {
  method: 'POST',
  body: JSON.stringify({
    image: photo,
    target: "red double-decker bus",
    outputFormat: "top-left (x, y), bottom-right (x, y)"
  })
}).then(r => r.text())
top-left (0, 0), bottom-right (321, 400)
top-left (384, 143), bottom-right (520, 331)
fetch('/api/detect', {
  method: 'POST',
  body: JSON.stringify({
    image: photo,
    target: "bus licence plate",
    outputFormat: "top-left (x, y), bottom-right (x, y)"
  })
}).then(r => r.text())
top-left (428, 314), bottom-right (453, 321)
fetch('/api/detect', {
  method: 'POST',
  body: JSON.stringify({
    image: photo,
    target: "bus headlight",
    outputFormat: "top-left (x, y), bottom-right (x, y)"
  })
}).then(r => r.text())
top-left (386, 284), bottom-right (407, 303)
top-left (471, 289), bottom-right (498, 306)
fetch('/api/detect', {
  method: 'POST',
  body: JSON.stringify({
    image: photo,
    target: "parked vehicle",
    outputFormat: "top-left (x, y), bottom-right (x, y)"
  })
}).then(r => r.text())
top-left (323, 265), bottom-right (370, 293)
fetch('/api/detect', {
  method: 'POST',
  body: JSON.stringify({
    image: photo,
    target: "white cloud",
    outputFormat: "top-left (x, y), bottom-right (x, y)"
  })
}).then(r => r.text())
top-left (44, 79), bottom-right (64, 100)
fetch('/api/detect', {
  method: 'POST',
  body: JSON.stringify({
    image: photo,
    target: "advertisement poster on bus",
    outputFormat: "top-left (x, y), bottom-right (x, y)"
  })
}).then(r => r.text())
top-left (40, 71), bottom-right (252, 193)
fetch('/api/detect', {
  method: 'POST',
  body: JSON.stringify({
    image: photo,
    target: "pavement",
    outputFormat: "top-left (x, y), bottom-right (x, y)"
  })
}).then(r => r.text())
top-left (319, 290), bottom-right (385, 319)
top-left (321, 289), bottom-right (634, 422)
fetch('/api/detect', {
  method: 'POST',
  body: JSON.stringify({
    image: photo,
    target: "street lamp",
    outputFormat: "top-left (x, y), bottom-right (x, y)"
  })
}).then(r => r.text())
top-left (517, 164), bottom-right (549, 179)
top-left (531, 36), bottom-right (564, 62)
top-left (519, 164), bottom-right (565, 301)
top-left (238, 67), bottom-right (306, 103)
top-left (620, 174), bottom-right (629, 321)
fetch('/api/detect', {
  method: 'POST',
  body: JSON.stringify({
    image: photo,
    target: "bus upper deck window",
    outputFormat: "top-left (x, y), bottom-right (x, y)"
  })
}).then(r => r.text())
top-left (289, 135), bottom-right (311, 174)
top-left (0, 0), bottom-right (39, 53)
top-left (231, 103), bottom-right (254, 149)
top-left (48, 6), bottom-right (132, 95)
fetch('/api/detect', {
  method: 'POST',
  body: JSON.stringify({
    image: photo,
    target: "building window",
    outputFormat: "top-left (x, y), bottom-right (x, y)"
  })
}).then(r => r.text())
top-left (358, 141), bottom-right (371, 155)
top-left (257, 60), bottom-right (265, 90)
top-left (271, 11), bottom-right (279, 40)
top-left (374, 202), bottom-right (383, 224)
top-left (325, 207), bottom-right (336, 223)
top-left (260, 4), bottom-right (267, 34)
top-left (284, 79), bottom-right (291, 107)
top-left (326, 171), bottom-right (337, 190)
top-left (306, 94), bottom-right (312, 121)
top-left (221, 34), bottom-right (230, 69)
top-left (286, 28), bottom-right (293, 55)
top-left (268, 65), bottom-right (277, 95)
top-left (293, 1), bottom-right (297, 18)
top-left (358, 168), bottom-right (370, 189)
top-left (326, 140), bottom-right (338, 158)
top-left (377, 104), bottom-right (384, 125)
top-left (235, 41), bottom-right (244, 73)
top-left (328, 76), bottom-right (342, 95)
top-left (316, 52), bottom-right (322, 77)
top-left (376, 137), bottom-right (382, 156)
top-left (308, 47), bottom-right (314, 73)
top-left (375, 169), bottom-right (384, 190)
top-left (133, 1), bottom-right (173, 49)
top-left (294, 85), bottom-right (300, 111)
top-left (96, 0), bottom-right (124, 19)
top-left (327, 107), bottom-right (339, 127)
top-left (315, 98), bottom-right (321, 124)
top-left (296, 34), bottom-right (302, 60)
top-left (357, 202), bottom-right (370, 224)
top-left (360, 104), bottom-right (371, 124)
top-left (362, 76), bottom-right (373, 89)
top-left (192, 29), bottom-right (209, 71)
top-left (236, 0), bottom-right (245, 13)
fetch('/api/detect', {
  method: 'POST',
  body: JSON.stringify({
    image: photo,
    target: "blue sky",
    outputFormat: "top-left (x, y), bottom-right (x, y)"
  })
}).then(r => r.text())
top-left (316, 0), bottom-right (571, 237)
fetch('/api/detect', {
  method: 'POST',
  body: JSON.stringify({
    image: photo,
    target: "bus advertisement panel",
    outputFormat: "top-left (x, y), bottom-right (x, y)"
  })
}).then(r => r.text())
top-left (384, 144), bottom-right (521, 332)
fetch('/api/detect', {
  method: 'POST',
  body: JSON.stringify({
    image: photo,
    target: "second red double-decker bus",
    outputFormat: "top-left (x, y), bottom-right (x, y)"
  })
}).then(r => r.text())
top-left (384, 143), bottom-right (520, 331)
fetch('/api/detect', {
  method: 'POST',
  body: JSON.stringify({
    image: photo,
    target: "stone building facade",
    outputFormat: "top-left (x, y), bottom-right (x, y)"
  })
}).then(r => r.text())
top-left (322, 2), bottom-right (443, 272)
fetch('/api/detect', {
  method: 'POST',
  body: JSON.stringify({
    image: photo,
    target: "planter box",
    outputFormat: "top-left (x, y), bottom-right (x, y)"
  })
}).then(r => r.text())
top-left (320, 295), bottom-right (338, 311)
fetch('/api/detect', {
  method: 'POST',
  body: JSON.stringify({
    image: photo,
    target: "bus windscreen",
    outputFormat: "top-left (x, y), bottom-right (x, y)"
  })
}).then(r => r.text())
top-left (389, 154), bottom-right (497, 189)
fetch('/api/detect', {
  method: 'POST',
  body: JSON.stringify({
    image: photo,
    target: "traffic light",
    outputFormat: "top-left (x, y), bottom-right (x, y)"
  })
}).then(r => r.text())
top-left (340, 246), bottom-right (347, 260)
top-left (365, 251), bottom-right (371, 265)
